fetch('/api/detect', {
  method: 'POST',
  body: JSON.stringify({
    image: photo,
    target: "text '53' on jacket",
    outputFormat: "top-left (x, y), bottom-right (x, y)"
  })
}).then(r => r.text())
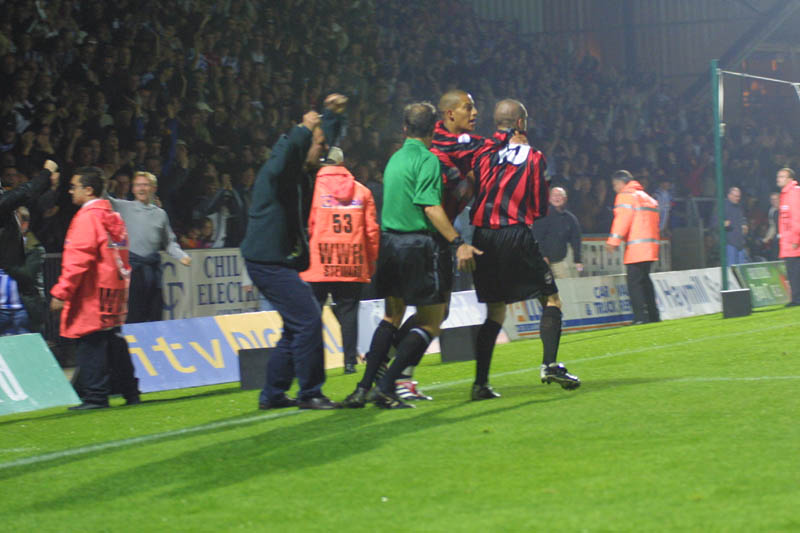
top-left (301, 165), bottom-right (379, 283)
top-left (779, 178), bottom-right (800, 259)
top-left (607, 180), bottom-right (660, 264)
top-left (50, 199), bottom-right (130, 338)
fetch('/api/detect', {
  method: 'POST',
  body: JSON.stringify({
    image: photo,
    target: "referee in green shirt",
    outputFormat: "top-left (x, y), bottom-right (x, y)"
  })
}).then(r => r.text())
top-left (345, 102), bottom-right (481, 409)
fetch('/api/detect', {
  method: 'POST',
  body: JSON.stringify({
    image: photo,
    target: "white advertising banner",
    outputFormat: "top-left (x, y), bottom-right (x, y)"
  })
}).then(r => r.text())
top-left (581, 236), bottom-right (671, 276)
top-left (356, 290), bottom-right (487, 355)
top-left (161, 248), bottom-right (260, 320)
top-left (502, 267), bottom-right (738, 341)
top-left (651, 267), bottom-right (739, 320)
top-left (503, 274), bottom-right (633, 342)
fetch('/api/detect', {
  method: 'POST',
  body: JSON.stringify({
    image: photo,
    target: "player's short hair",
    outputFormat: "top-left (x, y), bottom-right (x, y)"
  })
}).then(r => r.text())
top-left (403, 102), bottom-right (437, 138)
top-left (134, 171), bottom-right (157, 187)
top-left (75, 166), bottom-right (105, 197)
top-left (438, 90), bottom-right (469, 115)
top-left (778, 167), bottom-right (795, 179)
top-left (611, 169), bottom-right (633, 183)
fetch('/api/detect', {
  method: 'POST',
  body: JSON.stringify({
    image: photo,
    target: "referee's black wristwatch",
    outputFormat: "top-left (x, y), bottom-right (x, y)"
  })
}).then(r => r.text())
top-left (450, 235), bottom-right (465, 247)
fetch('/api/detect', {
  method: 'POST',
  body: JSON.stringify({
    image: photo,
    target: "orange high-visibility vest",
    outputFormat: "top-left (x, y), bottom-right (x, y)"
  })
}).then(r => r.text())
top-left (607, 180), bottom-right (660, 264)
top-left (300, 165), bottom-right (380, 283)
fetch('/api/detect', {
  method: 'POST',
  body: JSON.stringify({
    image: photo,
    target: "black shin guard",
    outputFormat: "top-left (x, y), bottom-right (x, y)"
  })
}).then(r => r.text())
top-left (475, 319), bottom-right (502, 386)
top-left (378, 328), bottom-right (432, 393)
top-left (358, 320), bottom-right (397, 390)
top-left (393, 314), bottom-right (417, 347)
top-left (539, 306), bottom-right (562, 366)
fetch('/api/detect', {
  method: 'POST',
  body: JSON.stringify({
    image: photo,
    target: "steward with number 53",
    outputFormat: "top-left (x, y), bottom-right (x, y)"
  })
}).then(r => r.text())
top-left (301, 149), bottom-right (380, 373)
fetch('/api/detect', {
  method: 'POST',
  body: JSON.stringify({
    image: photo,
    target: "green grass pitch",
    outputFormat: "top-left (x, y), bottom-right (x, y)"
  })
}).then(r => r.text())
top-left (1, 307), bottom-right (799, 532)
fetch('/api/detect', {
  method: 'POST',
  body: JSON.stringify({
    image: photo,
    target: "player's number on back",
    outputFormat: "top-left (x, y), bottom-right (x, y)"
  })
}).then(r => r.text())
top-left (496, 144), bottom-right (531, 166)
top-left (332, 213), bottom-right (353, 233)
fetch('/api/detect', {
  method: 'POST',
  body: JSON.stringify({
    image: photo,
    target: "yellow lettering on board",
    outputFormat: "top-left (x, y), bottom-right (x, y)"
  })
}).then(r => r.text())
top-left (189, 339), bottom-right (225, 369)
top-left (125, 334), bottom-right (158, 376)
top-left (151, 336), bottom-right (196, 373)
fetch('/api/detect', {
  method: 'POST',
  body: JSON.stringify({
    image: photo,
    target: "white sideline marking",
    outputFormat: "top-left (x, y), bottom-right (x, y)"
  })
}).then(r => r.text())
top-left (2, 321), bottom-right (795, 471)
top-left (0, 410), bottom-right (302, 471)
top-left (673, 376), bottom-right (800, 383)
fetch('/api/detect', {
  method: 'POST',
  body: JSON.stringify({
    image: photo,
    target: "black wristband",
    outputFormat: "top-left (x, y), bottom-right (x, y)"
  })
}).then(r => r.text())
top-left (451, 235), bottom-right (465, 247)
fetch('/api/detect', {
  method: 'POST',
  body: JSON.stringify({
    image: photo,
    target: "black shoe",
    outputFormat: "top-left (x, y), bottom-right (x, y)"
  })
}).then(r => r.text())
top-left (259, 395), bottom-right (298, 410)
top-left (471, 384), bottom-right (501, 401)
top-left (629, 320), bottom-right (647, 325)
top-left (125, 396), bottom-right (142, 406)
top-left (540, 363), bottom-right (581, 390)
top-left (297, 396), bottom-right (340, 410)
top-left (344, 363), bottom-right (357, 374)
top-left (342, 387), bottom-right (369, 408)
top-left (786, 302), bottom-right (800, 307)
top-left (68, 402), bottom-right (109, 411)
top-left (368, 388), bottom-right (415, 409)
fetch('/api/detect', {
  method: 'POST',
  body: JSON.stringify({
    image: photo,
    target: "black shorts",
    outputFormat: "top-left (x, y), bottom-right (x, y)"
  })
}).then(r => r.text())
top-left (374, 231), bottom-right (453, 306)
top-left (473, 224), bottom-right (557, 304)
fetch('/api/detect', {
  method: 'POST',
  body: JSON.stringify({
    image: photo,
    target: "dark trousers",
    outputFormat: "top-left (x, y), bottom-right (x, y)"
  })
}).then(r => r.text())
top-left (75, 327), bottom-right (139, 405)
top-left (127, 258), bottom-right (163, 323)
top-left (245, 260), bottom-right (325, 403)
top-left (786, 256), bottom-right (800, 304)
top-left (626, 261), bottom-right (660, 323)
top-left (311, 281), bottom-right (362, 366)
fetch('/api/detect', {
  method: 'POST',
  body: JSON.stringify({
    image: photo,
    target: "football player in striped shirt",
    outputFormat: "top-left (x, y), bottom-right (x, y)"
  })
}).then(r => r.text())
top-left (470, 99), bottom-right (580, 397)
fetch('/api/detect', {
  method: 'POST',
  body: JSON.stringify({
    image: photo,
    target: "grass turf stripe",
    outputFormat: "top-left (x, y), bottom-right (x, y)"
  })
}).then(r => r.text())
top-left (2, 320), bottom-right (793, 471)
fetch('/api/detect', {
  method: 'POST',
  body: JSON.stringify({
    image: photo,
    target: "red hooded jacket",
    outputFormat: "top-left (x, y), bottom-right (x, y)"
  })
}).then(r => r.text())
top-left (51, 199), bottom-right (131, 338)
top-left (778, 178), bottom-right (800, 259)
top-left (300, 165), bottom-right (380, 283)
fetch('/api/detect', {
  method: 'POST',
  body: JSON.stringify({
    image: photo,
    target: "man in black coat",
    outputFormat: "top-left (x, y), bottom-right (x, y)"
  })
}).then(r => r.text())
top-left (239, 94), bottom-right (346, 411)
top-left (0, 159), bottom-right (59, 335)
top-left (533, 187), bottom-right (584, 279)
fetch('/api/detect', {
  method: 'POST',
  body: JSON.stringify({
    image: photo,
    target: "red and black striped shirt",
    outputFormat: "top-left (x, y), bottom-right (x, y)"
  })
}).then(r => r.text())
top-left (430, 120), bottom-right (486, 220)
top-left (471, 130), bottom-right (549, 229)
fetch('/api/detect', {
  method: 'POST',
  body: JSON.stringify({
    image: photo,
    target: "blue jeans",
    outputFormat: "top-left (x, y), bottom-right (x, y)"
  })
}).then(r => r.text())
top-left (245, 261), bottom-right (325, 403)
top-left (726, 245), bottom-right (748, 266)
top-left (0, 308), bottom-right (29, 336)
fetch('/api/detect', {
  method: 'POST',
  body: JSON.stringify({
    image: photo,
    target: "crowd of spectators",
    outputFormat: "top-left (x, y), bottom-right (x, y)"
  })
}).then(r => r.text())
top-left (1, 0), bottom-right (796, 264)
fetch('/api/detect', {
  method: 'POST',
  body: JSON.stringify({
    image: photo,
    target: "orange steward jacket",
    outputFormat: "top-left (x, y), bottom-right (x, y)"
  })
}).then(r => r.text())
top-left (300, 165), bottom-right (380, 283)
top-left (778, 178), bottom-right (800, 259)
top-left (607, 180), bottom-right (660, 264)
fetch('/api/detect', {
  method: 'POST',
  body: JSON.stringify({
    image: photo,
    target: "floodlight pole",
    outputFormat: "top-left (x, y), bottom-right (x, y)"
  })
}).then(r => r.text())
top-left (711, 59), bottom-right (728, 290)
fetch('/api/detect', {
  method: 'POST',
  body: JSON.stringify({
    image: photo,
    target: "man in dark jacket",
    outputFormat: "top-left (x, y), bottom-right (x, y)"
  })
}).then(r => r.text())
top-left (0, 159), bottom-right (58, 335)
top-left (724, 186), bottom-right (749, 266)
top-left (533, 187), bottom-right (583, 279)
top-left (240, 93), bottom-right (346, 411)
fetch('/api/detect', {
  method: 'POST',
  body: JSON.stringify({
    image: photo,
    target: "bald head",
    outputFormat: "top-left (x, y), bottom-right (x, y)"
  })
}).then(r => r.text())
top-left (494, 99), bottom-right (527, 130)
top-left (439, 90), bottom-right (469, 114)
top-left (439, 90), bottom-right (477, 134)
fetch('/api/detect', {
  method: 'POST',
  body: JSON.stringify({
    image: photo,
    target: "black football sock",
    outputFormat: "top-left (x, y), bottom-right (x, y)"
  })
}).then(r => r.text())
top-left (394, 315), bottom-right (418, 380)
top-left (475, 319), bottom-right (502, 386)
top-left (539, 306), bottom-right (562, 366)
top-left (357, 320), bottom-right (397, 390)
top-left (378, 328), bottom-right (432, 394)
top-left (393, 314), bottom-right (417, 347)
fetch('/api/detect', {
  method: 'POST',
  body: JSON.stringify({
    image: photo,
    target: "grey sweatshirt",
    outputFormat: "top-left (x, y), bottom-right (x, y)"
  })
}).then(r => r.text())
top-left (107, 197), bottom-right (188, 260)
